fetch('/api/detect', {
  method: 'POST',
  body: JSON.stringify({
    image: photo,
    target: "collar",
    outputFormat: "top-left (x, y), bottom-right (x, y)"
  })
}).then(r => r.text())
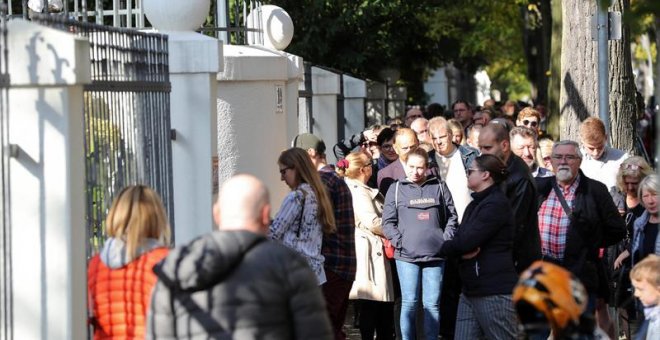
top-left (644, 304), bottom-right (660, 320)
top-left (582, 146), bottom-right (609, 162)
top-left (470, 183), bottom-right (499, 201)
top-left (557, 173), bottom-right (581, 193)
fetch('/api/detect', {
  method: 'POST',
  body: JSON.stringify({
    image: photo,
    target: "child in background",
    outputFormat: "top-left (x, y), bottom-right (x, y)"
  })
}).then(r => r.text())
top-left (630, 254), bottom-right (660, 340)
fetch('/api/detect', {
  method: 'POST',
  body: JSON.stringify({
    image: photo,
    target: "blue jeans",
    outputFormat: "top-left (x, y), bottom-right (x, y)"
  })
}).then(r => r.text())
top-left (395, 260), bottom-right (445, 340)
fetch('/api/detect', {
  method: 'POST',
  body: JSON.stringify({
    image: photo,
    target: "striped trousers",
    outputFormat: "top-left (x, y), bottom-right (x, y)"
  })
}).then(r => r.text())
top-left (454, 294), bottom-right (519, 340)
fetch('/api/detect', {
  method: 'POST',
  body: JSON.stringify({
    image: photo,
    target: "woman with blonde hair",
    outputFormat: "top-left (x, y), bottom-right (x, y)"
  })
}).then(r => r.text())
top-left (337, 151), bottom-right (395, 340)
top-left (87, 185), bottom-right (171, 339)
top-left (270, 147), bottom-right (336, 285)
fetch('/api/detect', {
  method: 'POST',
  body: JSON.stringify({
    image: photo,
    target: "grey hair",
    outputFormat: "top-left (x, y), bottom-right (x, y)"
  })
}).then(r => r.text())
top-left (638, 174), bottom-right (658, 205)
top-left (552, 140), bottom-right (583, 159)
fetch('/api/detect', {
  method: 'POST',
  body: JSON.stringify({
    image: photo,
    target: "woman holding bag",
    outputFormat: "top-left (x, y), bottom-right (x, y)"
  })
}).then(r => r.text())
top-left (269, 147), bottom-right (336, 285)
top-left (337, 151), bottom-right (395, 340)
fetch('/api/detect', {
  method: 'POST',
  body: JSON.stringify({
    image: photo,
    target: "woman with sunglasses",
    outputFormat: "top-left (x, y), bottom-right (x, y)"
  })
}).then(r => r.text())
top-left (270, 147), bottom-right (336, 285)
top-left (382, 147), bottom-right (458, 340)
top-left (438, 154), bottom-right (519, 339)
top-left (87, 185), bottom-right (171, 339)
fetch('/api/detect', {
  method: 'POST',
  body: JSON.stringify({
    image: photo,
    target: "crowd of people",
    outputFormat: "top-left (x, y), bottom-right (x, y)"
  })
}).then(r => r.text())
top-left (85, 98), bottom-right (659, 340)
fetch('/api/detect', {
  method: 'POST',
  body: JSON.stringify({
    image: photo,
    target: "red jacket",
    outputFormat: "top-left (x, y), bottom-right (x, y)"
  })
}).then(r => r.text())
top-left (88, 247), bottom-right (169, 339)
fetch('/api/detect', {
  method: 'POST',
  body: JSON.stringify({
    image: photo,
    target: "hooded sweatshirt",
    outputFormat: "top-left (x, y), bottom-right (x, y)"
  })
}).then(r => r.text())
top-left (87, 237), bottom-right (169, 340)
top-left (146, 230), bottom-right (332, 340)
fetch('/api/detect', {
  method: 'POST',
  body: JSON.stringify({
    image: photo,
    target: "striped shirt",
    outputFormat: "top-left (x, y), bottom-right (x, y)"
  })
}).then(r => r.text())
top-left (538, 176), bottom-right (580, 261)
top-left (269, 183), bottom-right (326, 285)
top-left (319, 166), bottom-right (357, 282)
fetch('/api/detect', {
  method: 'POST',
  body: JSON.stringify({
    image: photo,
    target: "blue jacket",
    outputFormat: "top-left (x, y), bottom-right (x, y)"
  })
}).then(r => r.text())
top-left (631, 210), bottom-right (660, 264)
top-left (382, 176), bottom-right (458, 263)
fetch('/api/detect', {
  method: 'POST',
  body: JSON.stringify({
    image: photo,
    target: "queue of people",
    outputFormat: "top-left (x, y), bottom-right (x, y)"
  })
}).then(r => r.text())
top-left (85, 99), bottom-right (658, 340)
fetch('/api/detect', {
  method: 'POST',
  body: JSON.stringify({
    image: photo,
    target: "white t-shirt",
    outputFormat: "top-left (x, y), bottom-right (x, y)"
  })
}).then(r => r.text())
top-left (580, 146), bottom-right (628, 192)
top-left (437, 149), bottom-right (472, 222)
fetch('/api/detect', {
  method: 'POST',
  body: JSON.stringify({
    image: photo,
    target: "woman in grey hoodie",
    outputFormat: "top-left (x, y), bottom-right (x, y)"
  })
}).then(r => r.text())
top-left (382, 147), bottom-right (458, 340)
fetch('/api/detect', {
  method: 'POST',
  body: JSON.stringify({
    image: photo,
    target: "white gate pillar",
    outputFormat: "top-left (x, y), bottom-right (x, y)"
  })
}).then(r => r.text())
top-left (7, 19), bottom-right (90, 340)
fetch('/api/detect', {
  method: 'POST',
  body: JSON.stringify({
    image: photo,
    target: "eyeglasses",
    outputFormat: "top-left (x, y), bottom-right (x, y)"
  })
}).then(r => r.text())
top-left (551, 154), bottom-right (579, 161)
top-left (466, 168), bottom-right (484, 176)
top-left (522, 119), bottom-right (538, 128)
top-left (381, 144), bottom-right (394, 151)
top-left (620, 163), bottom-right (640, 170)
top-left (542, 156), bottom-right (552, 162)
top-left (279, 167), bottom-right (292, 175)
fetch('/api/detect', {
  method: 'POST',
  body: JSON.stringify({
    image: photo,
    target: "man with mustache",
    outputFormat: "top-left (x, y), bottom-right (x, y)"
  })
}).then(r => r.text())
top-left (536, 140), bottom-right (625, 318)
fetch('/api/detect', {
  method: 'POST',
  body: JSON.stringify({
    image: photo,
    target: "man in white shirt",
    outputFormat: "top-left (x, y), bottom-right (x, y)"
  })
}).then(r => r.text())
top-left (578, 117), bottom-right (629, 193)
top-left (427, 117), bottom-right (477, 221)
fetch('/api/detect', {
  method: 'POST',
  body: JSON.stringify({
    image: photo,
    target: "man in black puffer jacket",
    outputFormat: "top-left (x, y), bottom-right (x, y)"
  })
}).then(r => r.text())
top-left (147, 175), bottom-right (332, 340)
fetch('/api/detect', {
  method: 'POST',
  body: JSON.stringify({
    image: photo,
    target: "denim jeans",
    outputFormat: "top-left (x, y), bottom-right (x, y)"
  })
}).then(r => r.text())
top-left (395, 260), bottom-right (445, 340)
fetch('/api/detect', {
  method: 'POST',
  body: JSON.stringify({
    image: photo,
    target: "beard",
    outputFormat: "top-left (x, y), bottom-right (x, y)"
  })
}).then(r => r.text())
top-left (555, 166), bottom-right (574, 182)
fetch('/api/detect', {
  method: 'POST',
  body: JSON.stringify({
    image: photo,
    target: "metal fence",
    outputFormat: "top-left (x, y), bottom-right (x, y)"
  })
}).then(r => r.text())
top-left (10, 0), bottom-right (265, 45)
top-left (0, 4), bottom-right (11, 340)
top-left (31, 14), bottom-right (174, 257)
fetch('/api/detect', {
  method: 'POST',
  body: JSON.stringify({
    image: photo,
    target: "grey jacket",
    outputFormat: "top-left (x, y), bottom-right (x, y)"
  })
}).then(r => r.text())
top-left (147, 230), bottom-right (332, 340)
top-left (382, 176), bottom-right (458, 263)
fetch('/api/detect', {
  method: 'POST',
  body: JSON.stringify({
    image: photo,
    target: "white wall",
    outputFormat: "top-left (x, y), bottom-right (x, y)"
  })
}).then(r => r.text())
top-left (7, 20), bottom-right (89, 340)
top-left (424, 67), bottom-right (449, 106)
top-left (217, 45), bottom-right (303, 211)
top-left (343, 75), bottom-right (366, 138)
top-left (311, 67), bottom-right (340, 164)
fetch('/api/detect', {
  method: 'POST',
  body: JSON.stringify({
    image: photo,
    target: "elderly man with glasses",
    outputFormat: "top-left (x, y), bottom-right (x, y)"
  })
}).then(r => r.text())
top-left (536, 140), bottom-right (625, 323)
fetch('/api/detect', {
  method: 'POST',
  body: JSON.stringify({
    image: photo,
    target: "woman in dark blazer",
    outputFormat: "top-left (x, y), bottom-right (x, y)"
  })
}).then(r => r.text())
top-left (439, 154), bottom-right (519, 339)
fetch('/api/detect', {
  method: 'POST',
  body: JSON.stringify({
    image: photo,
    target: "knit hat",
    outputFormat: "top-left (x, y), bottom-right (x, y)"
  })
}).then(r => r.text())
top-left (293, 133), bottom-right (326, 154)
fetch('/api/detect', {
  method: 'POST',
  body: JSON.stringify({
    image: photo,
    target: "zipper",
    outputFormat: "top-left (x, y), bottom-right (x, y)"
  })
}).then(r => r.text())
top-left (475, 260), bottom-right (480, 277)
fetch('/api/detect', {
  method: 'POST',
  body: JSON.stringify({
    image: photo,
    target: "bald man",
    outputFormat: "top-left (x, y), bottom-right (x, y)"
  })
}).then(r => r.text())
top-left (148, 175), bottom-right (332, 339)
top-left (479, 123), bottom-right (541, 273)
top-left (377, 128), bottom-right (420, 196)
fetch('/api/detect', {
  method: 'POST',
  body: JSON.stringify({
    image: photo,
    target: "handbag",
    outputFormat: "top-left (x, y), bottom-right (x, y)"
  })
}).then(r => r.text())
top-left (382, 237), bottom-right (395, 259)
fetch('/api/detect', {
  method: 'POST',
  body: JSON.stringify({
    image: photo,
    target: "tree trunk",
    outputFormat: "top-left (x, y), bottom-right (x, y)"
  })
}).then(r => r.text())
top-left (608, 0), bottom-right (637, 154)
top-left (522, 0), bottom-right (552, 107)
top-left (559, 0), bottom-right (597, 141)
top-left (547, 0), bottom-right (561, 139)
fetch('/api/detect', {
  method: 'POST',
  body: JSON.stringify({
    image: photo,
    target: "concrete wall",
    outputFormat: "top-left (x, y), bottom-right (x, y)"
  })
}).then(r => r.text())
top-left (7, 20), bottom-right (89, 340)
top-left (311, 67), bottom-right (340, 164)
top-left (167, 31), bottom-right (222, 244)
top-left (217, 45), bottom-right (303, 211)
top-left (343, 75), bottom-right (366, 139)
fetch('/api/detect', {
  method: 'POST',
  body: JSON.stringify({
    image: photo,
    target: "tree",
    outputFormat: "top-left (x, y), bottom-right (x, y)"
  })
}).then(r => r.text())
top-left (559, 0), bottom-right (637, 153)
top-left (547, 0), bottom-right (562, 139)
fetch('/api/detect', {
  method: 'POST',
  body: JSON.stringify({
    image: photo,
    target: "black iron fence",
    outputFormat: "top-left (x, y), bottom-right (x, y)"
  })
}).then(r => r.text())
top-left (30, 14), bottom-right (174, 257)
top-left (0, 4), bottom-right (11, 340)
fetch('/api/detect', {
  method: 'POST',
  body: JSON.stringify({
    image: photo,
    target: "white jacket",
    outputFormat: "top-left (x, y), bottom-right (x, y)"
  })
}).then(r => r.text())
top-left (345, 177), bottom-right (394, 302)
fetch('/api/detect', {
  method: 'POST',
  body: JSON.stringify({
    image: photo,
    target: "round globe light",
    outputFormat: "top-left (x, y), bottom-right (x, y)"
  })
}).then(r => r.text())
top-left (143, 0), bottom-right (210, 32)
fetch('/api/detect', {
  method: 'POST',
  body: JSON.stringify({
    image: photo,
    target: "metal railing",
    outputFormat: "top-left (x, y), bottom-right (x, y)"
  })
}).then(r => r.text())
top-left (11, 0), bottom-right (264, 45)
top-left (31, 14), bottom-right (174, 257)
top-left (0, 4), bottom-right (11, 339)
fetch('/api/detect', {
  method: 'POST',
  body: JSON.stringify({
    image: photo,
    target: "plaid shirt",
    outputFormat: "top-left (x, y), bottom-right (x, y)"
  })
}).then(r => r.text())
top-left (319, 165), bottom-right (356, 281)
top-left (538, 175), bottom-right (580, 261)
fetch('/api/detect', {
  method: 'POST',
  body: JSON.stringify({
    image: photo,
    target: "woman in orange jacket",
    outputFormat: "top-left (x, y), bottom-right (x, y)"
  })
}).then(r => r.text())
top-left (87, 185), bottom-right (171, 339)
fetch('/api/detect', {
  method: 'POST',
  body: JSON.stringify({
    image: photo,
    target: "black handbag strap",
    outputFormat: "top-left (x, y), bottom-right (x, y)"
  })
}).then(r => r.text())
top-left (552, 183), bottom-right (573, 220)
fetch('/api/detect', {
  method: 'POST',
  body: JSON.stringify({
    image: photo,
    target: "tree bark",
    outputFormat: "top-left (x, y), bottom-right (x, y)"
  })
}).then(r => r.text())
top-left (522, 0), bottom-right (552, 107)
top-left (608, 0), bottom-right (637, 153)
top-left (547, 0), bottom-right (562, 139)
top-left (559, 0), bottom-right (598, 141)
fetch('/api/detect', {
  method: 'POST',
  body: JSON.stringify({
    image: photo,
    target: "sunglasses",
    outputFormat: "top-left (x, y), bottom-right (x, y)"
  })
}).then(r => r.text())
top-left (466, 168), bottom-right (484, 176)
top-left (620, 163), bottom-right (641, 170)
top-left (522, 119), bottom-right (538, 127)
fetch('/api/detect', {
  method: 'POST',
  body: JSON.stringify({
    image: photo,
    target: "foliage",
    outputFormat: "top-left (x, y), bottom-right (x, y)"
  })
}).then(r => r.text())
top-left (265, 0), bottom-right (532, 103)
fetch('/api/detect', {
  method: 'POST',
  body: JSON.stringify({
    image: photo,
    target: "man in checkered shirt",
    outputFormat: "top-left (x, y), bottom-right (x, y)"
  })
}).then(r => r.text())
top-left (536, 140), bottom-right (625, 315)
